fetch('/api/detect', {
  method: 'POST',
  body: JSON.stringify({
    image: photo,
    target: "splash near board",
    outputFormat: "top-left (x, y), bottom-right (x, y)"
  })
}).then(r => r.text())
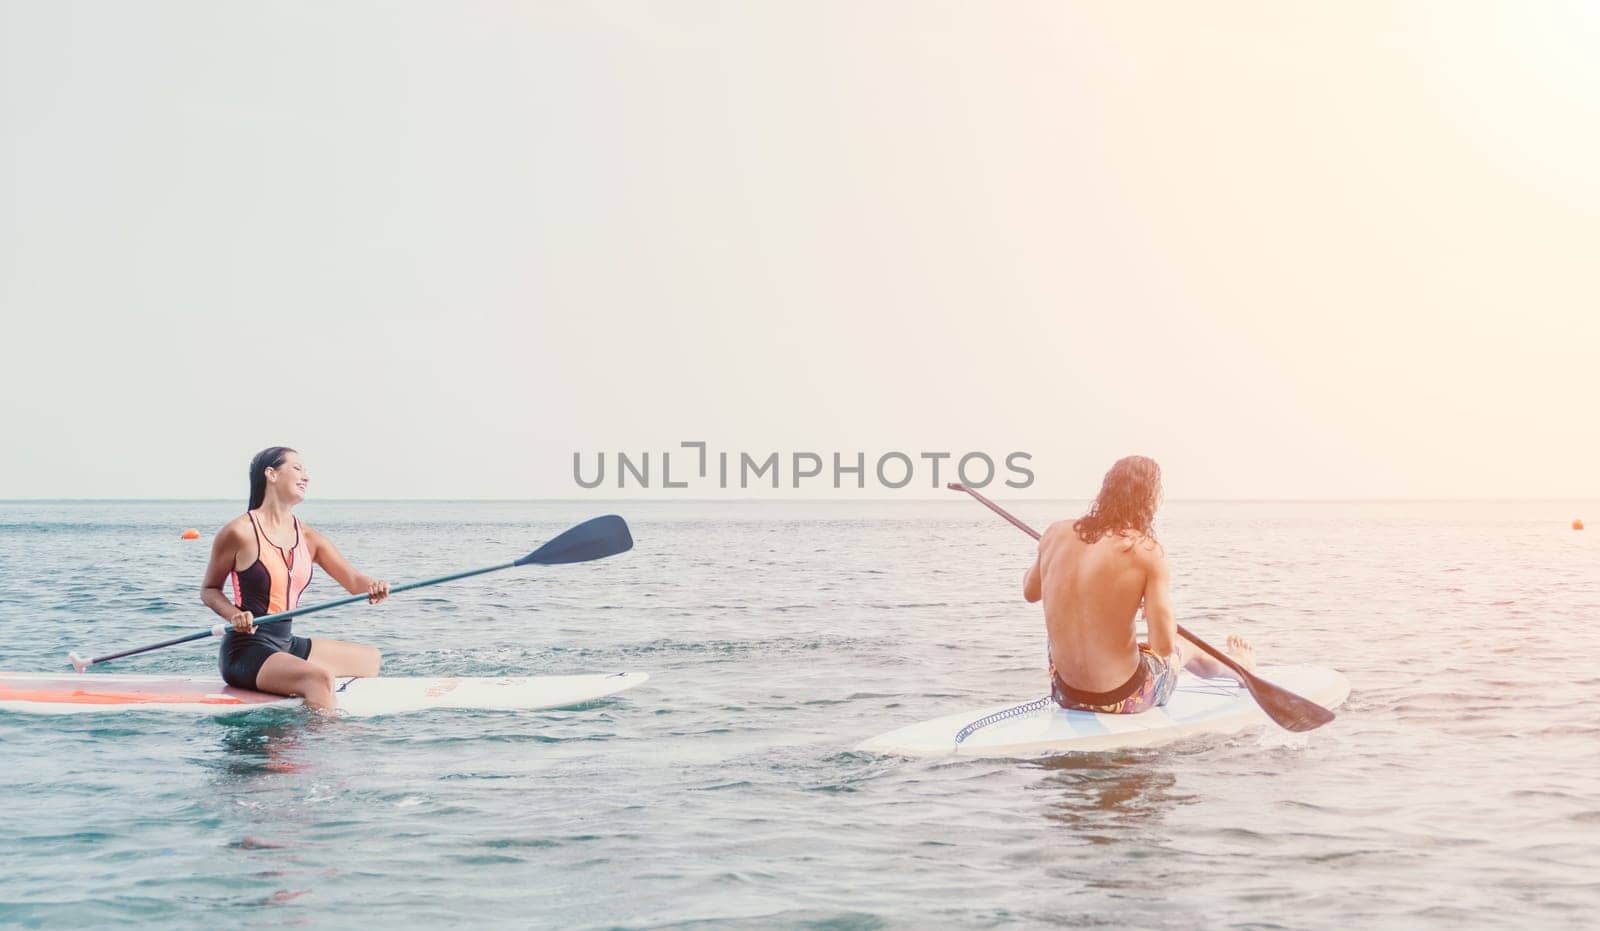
top-left (858, 665), bottom-right (1348, 758)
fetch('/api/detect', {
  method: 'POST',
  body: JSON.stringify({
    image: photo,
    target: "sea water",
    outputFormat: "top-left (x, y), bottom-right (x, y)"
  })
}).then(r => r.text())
top-left (1, 499), bottom-right (1596, 928)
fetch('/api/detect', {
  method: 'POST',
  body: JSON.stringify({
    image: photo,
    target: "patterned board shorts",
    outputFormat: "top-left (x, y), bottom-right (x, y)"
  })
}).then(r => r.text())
top-left (1050, 643), bottom-right (1179, 714)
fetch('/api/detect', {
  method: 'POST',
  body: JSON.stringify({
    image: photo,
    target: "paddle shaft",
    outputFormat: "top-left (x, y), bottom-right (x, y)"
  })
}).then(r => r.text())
top-left (72, 513), bottom-right (635, 671)
top-left (85, 626), bottom-right (228, 665)
top-left (251, 561), bottom-right (516, 628)
top-left (77, 561), bottom-right (516, 668)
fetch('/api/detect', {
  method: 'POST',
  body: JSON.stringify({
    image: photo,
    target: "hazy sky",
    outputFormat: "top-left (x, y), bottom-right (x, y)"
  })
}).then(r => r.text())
top-left (2, 2), bottom-right (1596, 500)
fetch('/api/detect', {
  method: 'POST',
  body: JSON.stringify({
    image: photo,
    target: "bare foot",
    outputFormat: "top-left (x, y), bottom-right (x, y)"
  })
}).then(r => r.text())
top-left (1227, 634), bottom-right (1257, 673)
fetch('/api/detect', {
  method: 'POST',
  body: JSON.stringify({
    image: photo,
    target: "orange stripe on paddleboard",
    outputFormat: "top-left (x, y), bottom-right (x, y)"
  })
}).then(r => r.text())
top-left (0, 687), bottom-right (249, 705)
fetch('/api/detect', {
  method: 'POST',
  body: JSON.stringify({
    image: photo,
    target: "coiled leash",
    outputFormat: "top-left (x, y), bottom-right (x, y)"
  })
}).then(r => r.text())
top-left (953, 695), bottom-right (1054, 746)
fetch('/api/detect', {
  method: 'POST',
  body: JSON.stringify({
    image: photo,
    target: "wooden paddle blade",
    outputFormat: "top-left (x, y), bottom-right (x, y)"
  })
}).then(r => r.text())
top-left (516, 515), bottom-right (634, 566)
top-left (1242, 671), bottom-right (1336, 732)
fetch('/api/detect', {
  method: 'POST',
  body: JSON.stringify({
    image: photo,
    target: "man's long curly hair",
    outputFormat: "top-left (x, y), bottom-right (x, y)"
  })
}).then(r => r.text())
top-left (1073, 455), bottom-right (1162, 544)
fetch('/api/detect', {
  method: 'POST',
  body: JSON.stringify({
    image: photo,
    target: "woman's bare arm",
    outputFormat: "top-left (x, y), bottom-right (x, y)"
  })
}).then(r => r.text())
top-left (200, 520), bottom-right (257, 632)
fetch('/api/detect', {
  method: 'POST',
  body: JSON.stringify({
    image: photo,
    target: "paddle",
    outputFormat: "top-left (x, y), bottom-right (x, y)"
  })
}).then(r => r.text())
top-left (947, 483), bottom-right (1335, 732)
top-left (67, 514), bottom-right (635, 673)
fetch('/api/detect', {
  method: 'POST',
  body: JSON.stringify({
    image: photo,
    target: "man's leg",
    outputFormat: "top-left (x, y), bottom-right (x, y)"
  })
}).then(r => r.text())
top-left (1178, 633), bottom-right (1256, 682)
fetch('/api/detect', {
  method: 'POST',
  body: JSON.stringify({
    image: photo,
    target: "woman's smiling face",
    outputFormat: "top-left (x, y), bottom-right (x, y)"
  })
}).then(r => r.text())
top-left (266, 451), bottom-right (310, 505)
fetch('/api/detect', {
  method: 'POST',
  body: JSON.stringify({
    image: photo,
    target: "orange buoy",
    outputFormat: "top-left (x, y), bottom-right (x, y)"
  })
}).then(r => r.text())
top-left (181, 528), bottom-right (200, 540)
top-left (1575, 519), bottom-right (1585, 531)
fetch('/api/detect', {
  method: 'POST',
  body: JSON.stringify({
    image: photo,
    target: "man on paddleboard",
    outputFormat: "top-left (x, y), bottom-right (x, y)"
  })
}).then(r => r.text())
top-left (199, 447), bottom-right (389, 713)
top-left (1024, 455), bottom-right (1255, 713)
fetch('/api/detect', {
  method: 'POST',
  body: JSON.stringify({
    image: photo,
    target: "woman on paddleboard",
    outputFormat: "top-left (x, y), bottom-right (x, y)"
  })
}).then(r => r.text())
top-left (200, 447), bottom-right (388, 712)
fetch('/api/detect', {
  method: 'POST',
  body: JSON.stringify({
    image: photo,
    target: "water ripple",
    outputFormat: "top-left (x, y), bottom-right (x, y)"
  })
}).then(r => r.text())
top-left (2, 499), bottom-right (1598, 928)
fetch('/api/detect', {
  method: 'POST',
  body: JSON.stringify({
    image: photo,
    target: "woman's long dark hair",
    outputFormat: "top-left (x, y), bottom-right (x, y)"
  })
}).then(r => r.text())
top-left (247, 447), bottom-right (297, 510)
top-left (1073, 455), bottom-right (1161, 544)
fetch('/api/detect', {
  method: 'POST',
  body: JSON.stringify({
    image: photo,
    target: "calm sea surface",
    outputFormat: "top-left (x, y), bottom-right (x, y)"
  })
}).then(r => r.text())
top-left (1, 499), bottom-right (1596, 929)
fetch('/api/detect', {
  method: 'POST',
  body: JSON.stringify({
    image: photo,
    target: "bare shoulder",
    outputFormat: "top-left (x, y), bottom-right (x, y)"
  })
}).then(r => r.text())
top-left (1039, 520), bottom-right (1077, 552)
top-left (207, 516), bottom-right (253, 568)
top-left (1126, 531), bottom-right (1167, 566)
top-left (217, 514), bottom-right (253, 544)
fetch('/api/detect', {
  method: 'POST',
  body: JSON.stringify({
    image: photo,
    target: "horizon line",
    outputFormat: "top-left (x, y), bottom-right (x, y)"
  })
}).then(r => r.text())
top-left (1, 497), bottom-right (1596, 504)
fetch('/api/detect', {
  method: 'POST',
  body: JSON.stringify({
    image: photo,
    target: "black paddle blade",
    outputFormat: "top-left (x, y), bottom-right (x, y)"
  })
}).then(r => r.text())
top-left (1242, 672), bottom-right (1337, 732)
top-left (516, 515), bottom-right (633, 566)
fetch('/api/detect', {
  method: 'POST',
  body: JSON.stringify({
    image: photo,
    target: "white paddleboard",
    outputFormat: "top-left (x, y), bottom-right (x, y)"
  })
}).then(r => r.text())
top-left (0, 671), bottom-right (648, 717)
top-left (858, 665), bottom-right (1348, 758)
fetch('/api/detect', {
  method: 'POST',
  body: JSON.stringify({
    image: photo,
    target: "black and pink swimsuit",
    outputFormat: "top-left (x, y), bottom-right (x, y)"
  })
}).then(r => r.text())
top-left (219, 512), bottom-right (315, 690)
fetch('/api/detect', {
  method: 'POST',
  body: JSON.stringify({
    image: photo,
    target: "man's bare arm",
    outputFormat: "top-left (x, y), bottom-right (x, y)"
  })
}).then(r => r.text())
top-left (1022, 553), bottom-right (1042, 603)
top-left (1141, 546), bottom-right (1179, 657)
top-left (1143, 544), bottom-right (1236, 677)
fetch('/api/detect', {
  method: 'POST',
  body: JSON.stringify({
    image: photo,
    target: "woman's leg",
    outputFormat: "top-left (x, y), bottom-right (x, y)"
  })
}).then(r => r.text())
top-left (255, 652), bottom-right (338, 712)
top-left (307, 639), bottom-right (382, 678)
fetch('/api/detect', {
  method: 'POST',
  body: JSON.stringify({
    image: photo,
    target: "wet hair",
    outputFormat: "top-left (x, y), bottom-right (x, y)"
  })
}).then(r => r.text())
top-left (247, 447), bottom-right (297, 510)
top-left (1073, 455), bottom-right (1162, 544)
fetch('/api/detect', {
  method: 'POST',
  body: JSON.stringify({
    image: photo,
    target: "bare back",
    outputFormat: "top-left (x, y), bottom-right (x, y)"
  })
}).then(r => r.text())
top-left (1024, 521), bottom-right (1161, 693)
